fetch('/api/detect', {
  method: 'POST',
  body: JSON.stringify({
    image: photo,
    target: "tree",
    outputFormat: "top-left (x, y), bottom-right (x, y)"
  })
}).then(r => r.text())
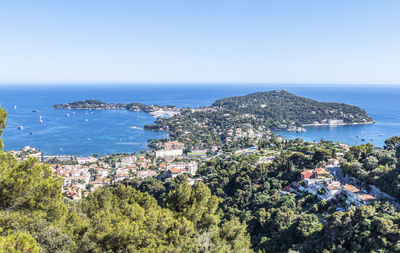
top-left (0, 230), bottom-right (40, 253)
top-left (166, 182), bottom-right (221, 231)
top-left (0, 108), bottom-right (6, 150)
top-left (384, 136), bottom-right (400, 150)
top-left (0, 157), bottom-right (66, 222)
top-left (294, 214), bottom-right (323, 241)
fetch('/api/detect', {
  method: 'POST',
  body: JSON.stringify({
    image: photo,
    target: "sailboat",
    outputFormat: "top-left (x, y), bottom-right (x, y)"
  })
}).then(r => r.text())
top-left (17, 125), bottom-right (24, 130)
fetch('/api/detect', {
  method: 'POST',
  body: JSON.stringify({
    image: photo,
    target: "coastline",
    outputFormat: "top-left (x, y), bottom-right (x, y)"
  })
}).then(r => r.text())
top-left (302, 120), bottom-right (376, 127)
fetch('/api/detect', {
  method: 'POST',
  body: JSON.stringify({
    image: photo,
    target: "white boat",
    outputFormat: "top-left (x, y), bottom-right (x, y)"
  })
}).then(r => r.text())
top-left (39, 119), bottom-right (43, 124)
top-left (17, 125), bottom-right (24, 130)
top-left (87, 138), bottom-right (91, 141)
top-left (39, 115), bottom-right (42, 119)
top-left (14, 105), bottom-right (17, 109)
top-left (85, 118), bottom-right (88, 122)
top-left (66, 113), bottom-right (70, 117)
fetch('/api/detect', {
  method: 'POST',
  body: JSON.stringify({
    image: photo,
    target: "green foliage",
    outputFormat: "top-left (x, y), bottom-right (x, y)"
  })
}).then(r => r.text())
top-left (1, 105), bottom-right (400, 253)
top-left (166, 182), bottom-right (221, 231)
top-left (0, 107), bottom-right (6, 150)
top-left (212, 90), bottom-right (373, 126)
top-left (342, 137), bottom-right (400, 200)
top-left (0, 156), bottom-right (66, 222)
top-left (0, 230), bottom-right (40, 253)
top-left (80, 184), bottom-right (197, 252)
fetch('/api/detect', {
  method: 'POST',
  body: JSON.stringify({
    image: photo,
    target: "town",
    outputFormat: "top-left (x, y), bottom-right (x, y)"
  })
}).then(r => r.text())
top-left (10, 134), bottom-right (392, 214)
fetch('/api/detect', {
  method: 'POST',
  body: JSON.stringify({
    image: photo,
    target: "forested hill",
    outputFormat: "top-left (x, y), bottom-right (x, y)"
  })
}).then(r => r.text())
top-left (212, 90), bottom-right (374, 126)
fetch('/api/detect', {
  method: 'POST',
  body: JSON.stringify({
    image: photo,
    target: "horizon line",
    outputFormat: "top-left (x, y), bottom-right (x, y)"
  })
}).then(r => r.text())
top-left (0, 82), bottom-right (399, 87)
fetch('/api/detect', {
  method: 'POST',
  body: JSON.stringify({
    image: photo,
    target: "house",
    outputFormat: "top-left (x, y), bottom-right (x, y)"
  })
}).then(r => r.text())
top-left (115, 169), bottom-right (130, 181)
top-left (166, 161), bottom-right (198, 175)
top-left (321, 182), bottom-right (342, 200)
top-left (136, 170), bottom-right (157, 179)
top-left (167, 167), bottom-right (186, 178)
top-left (315, 167), bottom-right (330, 178)
top-left (301, 169), bottom-right (314, 179)
top-left (121, 156), bottom-right (136, 166)
top-left (342, 184), bottom-right (361, 206)
top-left (357, 194), bottom-right (376, 205)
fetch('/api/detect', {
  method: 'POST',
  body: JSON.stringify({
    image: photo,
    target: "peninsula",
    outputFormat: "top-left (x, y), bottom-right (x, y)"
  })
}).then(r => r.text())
top-left (53, 99), bottom-right (180, 117)
top-left (54, 90), bottom-right (374, 150)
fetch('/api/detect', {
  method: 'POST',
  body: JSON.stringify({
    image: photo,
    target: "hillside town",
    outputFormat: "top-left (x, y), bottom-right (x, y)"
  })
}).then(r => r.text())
top-left (9, 136), bottom-right (390, 213)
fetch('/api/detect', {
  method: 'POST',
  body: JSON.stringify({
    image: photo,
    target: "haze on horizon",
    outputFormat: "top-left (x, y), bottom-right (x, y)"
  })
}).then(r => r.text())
top-left (0, 0), bottom-right (399, 85)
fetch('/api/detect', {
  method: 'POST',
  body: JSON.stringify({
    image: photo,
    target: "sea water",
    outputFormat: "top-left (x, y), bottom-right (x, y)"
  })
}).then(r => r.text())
top-left (0, 84), bottom-right (399, 155)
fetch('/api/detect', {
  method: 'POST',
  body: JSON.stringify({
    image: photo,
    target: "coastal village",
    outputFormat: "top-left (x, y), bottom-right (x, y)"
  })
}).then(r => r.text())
top-left (10, 134), bottom-right (386, 212)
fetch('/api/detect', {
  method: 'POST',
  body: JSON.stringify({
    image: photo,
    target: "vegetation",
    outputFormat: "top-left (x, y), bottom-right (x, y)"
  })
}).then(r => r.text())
top-left (2, 105), bottom-right (400, 252)
top-left (53, 100), bottom-right (176, 112)
top-left (341, 137), bottom-right (400, 201)
top-left (147, 90), bottom-right (373, 150)
top-left (213, 90), bottom-right (373, 125)
top-left (0, 108), bottom-right (252, 252)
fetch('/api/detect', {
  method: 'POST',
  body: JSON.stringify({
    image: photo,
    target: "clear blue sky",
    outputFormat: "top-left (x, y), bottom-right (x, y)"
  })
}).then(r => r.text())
top-left (0, 0), bottom-right (399, 84)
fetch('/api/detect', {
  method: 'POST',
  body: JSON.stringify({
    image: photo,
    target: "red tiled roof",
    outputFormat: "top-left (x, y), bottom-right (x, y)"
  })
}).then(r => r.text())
top-left (301, 170), bottom-right (314, 179)
top-left (358, 194), bottom-right (376, 201)
top-left (169, 167), bottom-right (184, 174)
top-left (315, 167), bottom-right (330, 175)
top-left (343, 184), bottom-right (360, 193)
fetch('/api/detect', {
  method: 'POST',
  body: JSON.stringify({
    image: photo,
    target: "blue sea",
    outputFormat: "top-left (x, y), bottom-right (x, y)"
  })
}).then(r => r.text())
top-left (0, 84), bottom-right (399, 156)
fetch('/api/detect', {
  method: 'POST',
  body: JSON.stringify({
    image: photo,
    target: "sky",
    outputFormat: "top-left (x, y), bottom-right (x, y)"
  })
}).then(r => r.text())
top-left (0, 0), bottom-right (399, 85)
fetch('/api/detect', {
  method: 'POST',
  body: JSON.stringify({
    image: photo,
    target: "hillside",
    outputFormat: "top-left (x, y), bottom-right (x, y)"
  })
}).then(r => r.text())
top-left (147, 90), bottom-right (374, 150)
top-left (212, 90), bottom-right (374, 126)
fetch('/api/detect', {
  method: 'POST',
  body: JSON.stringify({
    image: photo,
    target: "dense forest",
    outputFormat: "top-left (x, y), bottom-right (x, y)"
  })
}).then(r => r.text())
top-left (212, 90), bottom-right (374, 125)
top-left (341, 136), bottom-right (400, 201)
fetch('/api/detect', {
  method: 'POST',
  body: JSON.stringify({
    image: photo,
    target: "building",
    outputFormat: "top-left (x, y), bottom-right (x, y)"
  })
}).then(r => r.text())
top-left (76, 156), bottom-right (98, 164)
top-left (315, 167), bottom-right (330, 178)
top-left (342, 184), bottom-right (361, 206)
top-left (167, 167), bottom-right (186, 178)
top-left (166, 161), bottom-right (198, 175)
top-left (357, 194), bottom-right (376, 205)
top-left (136, 170), bottom-right (157, 179)
top-left (163, 141), bottom-right (185, 150)
top-left (155, 149), bottom-right (183, 158)
top-left (301, 169), bottom-right (314, 179)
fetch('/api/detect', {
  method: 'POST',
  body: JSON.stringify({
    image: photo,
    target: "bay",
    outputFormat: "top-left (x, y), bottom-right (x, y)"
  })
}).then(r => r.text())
top-left (0, 84), bottom-right (399, 155)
